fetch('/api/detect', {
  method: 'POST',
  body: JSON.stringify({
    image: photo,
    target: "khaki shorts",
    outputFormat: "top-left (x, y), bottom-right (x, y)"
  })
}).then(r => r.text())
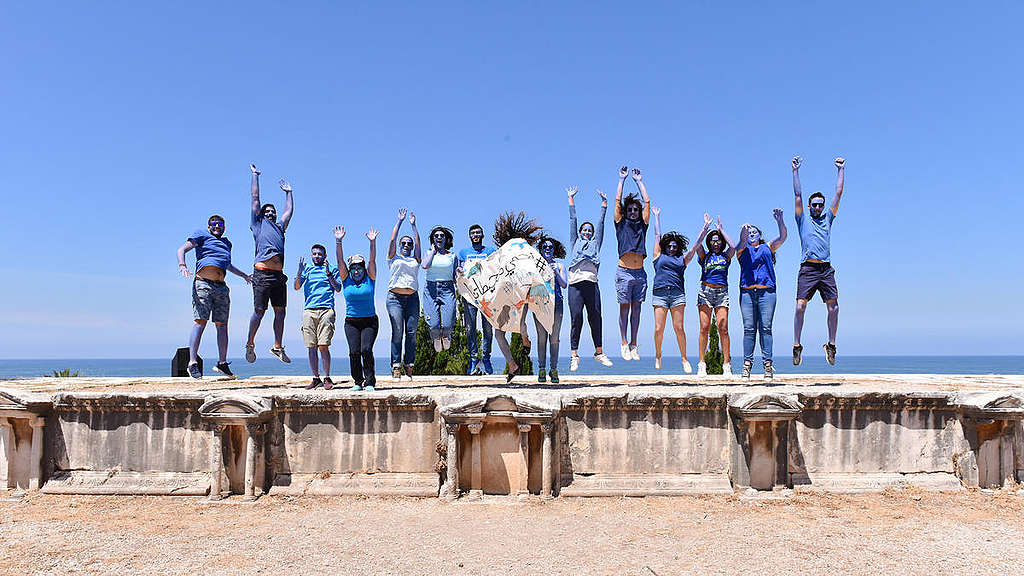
top-left (302, 308), bottom-right (336, 347)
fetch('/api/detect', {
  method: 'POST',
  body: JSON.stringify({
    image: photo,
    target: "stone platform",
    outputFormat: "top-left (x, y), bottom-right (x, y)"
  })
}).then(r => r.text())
top-left (1, 374), bottom-right (1022, 499)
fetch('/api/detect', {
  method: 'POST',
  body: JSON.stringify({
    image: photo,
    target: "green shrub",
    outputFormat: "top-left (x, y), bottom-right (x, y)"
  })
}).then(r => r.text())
top-left (46, 369), bottom-right (81, 378)
top-left (705, 322), bottom-right (724, 375)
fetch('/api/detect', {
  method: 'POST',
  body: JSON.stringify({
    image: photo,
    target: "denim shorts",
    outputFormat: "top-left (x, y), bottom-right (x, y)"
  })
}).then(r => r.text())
top-left (615, 266), bottom-right (648, 303)
top-left (697, 284), bottom-right (730, 308)
top-left (193, 278), bottom-right (230, 323)
top-left (651, 287), bottom-right (686, 309)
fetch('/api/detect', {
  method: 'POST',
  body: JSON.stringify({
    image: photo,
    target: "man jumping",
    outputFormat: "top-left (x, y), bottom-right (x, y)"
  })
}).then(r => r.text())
top-left (245, 163), bottom-right (294, 364)
top-left (457, 224), bottom-right (496, 375)
top-left (792, 156), bottom-right (845, 366)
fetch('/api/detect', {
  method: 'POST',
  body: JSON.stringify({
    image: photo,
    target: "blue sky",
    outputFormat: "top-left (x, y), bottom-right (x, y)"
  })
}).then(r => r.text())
top-left (2, 2), bottom-right (1022, 359)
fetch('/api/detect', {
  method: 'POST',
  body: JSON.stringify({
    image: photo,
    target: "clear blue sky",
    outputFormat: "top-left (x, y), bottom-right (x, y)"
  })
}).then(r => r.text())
top-left (2, 2), bottom-right (1021, 359)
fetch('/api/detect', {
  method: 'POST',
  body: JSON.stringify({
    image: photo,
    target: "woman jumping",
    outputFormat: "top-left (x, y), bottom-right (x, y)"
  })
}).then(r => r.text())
top-left (650, 206), bottom-right (701, 372)
top-left (736, 210), bottom-right (787, 382)
top-left (421, 225), bottom-right (457, 352)
top-left (567, 186), bottom-right (614, 371)
top-left (695, 216), bottom-right (736, 376)
top-left (386, 208), bottom-right (421, 381)
top-left (534, 234), bottom-right (567, 383)
top-left (613, 166), bottom-right (652, 361)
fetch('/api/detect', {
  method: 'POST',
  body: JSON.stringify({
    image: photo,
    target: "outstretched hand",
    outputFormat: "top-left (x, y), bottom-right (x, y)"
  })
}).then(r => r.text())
top-left (773, 208), bottom-right (784, 221)
top-left (334, 226), bottom-right (346, 241)
top-left (835, 157), bottom-right (845, 168)
top-left (596, 189), bottom-right (607, 203)
top-left (243, 273), bottom-right (253, 285)
top-left (619, 166), bottom-right (629, 180)
top-left (366, 227), bottom-right (379, 241)
top-left (179, 265), bottom-right (191, 278)
top-left (716, 216), bottom-right (723, 231)
top-left (703, 213), bottom-right (712, 228)
top-left (250, 164), bottom-right (260, 176)
top-left (792, 156), bottom-right (802, 170)
top-left (279, 180), bottom-right (292, 193)
top-left (298, 256), bottom-right (305, 271)
top-left (651, 205), bottom-right (661, 217)
top-left (409, 212), bottom-right (416, 226)
top-left (631, 168), bottom-right (642, 183)
top-left (397, 208), bottom-right (407, 221)
top-left (567, 186), bottom-right (578, 199)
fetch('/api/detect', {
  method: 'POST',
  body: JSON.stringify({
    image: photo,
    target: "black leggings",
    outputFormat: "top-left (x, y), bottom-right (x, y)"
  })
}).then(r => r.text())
top-left (345, 315), bottom-right (378, 386)
top-left (568, 281), bottom-right (602, 351)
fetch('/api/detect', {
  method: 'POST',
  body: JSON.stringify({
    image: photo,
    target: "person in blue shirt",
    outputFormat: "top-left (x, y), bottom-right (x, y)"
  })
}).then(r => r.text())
top-left (695, 215), bottom-right (737, 377)
top-left (457, 224), bottom-right (497, 375)
top-left (650, 207), bottom-right (702, 374)
top-left (335, 225), bottom-right (379, 391)
top-left (294, 244), bottom-right (342, 390)
top-left (176, 215), bottom-right (252, 379)
top-left (613, 166), bottom-right (652, 362)
top-left (791, 156), bottom-right (845, 367)
top-left (421, 225), bottom-right (457, 352)
top-left (533, 234), bottom-right (568, 383)
top-left (244, 163), bottom-right (294, 365)
top-left (736, 210), bottom-right (787, 382)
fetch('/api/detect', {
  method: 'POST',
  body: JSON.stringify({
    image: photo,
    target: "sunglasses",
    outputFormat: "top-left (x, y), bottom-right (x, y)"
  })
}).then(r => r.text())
top-left (209, 221), bottom-right (225, 228)
top-left (400, 241), bottom-right (414, 246)
top-left (810, 203), bottom-right (825, 208)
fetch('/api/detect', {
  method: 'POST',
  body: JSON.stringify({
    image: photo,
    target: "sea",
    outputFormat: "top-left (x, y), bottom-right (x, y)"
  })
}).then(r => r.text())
top-left (3, 356), bottom-right (1023, 379)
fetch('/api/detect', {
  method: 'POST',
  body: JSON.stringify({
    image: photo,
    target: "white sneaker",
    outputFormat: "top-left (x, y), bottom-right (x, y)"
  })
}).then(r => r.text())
top-left (594, 353), bottom-right (614, 367)
top-left (655, 357), bottom-right (662, 369)
top-left (570, 355), bottom-right (580, 372)
top-left (620, 344), bottom-right (631, 361)
top-left (696, 362), bottom-right (707, 376)
top-left (441, 336), bottom-right (451, 351)
top-left (433, 338), bottom-right (443, 352)
top-left (630, 346), bottom-right (640, 361)
top-left (682, 359), bottom-right (693, 374)
top-left (723, 362), bottom-right (733, 376)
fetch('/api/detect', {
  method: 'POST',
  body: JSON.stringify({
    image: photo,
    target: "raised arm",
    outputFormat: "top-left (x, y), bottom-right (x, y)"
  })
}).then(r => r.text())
top-left (651, 205), bottom-right (662, 259)
top-left (633, 169), bottom-right (651, 224)
top-left (595, 190), bottom-right (608, 248)
top-left (770, 208), bottom-right (788, 251)
top-left (567, 186), bottom-right (579, 245)
top-left (334, 226), bottom-right (349, 281)
top-left (831, 157), bottom-right (845, 216)
top-left (366, 228), bottom-right (378, 281)
top-left (718, 216), bottom-right (737, 259)
top-left (736, 223), bottom-right (751, 256)
top-left (388, 208), bottom-right (406, 260)
top-left (250, 164), bottom-right (261, 224)
top-left (410, 212), bottom-right (422, 263)
top-left (614, 166), bottom-right (627, 223)
top-left (686, 213), bottom-right (712, 265)
top-left (279, 179), bottom-right (294, 231)
top-left (293, 257), bottom-right (305, 290)
top-left (421, 244), bottom-right (436, 270)
top-left (792, 156), bottom-right (803, 220)
top-left (176, 241), bottom-right (195, 277)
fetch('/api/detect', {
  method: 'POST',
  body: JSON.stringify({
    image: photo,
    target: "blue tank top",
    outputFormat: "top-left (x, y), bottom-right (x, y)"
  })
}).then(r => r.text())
top-left (700, 252), bottom-right (730, 286)
top-left (652, 254), bottom-right (686, 292)
top-left (738, 243), bottom-right (776, 289)
top-left (615, 218), bottom-right (648, 257)
top-left (343, 277), bottom-right (376, 317)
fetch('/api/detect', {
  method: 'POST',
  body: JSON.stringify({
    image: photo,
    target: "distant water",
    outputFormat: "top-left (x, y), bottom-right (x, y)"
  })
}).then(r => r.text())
top-left (2, 356), bottom-right (1023, 379)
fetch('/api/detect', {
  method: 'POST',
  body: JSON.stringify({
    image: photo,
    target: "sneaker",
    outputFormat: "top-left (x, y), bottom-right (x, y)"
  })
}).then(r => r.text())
top-left (696, 362), bottom-right (707, 376)
top-left (245, 344), bottom-right (256, 363)
top-left (630, 346), bottom-right (640, 361)
top-left (594, 353), bottom-right (614, 367)
top-left (824, 343), bottom-right (837, 366)
top-left (792, 344), bottom-right (803, 366)
top-left (187, 362), bottom-right (202, 379)
top-left (433, 338), bottom-right (443, 352)
top-left (763, 360), bottom-right (775, 382)
top-left (270, 346), bottom-right (291, 364)
top-left (741, 360), bottom-right (753, 381)
top-left (655, 357), bottom-right (662, 370)
top-left (467, 360), bottom-right (480, 376)
top-left (405, 365), bottom-right (414, 381)
top-left (323, 377), bottom-right (335, 390)
top-left (213, 361), bottom-right (235, 378)
top-left (392, 364), bottom-right (403, 381)
top-left (350, 384), bottom-right (363, 391)
top-left (682, 359), bottom-right (693, 374)
top-left (481, 358), bottom-right (494, 374)
top-left (364, 384), bottom-right (376, 391)
top-left (306, 377), bottom-right (323, 390)
top-left (538, 369), bottom-right (547, 383)
top-left (441, 337), bottom-right (451, 351)
top-left (569, 355), bottom-right (580, 372)
top-left (550, 369), bottom-right (559, 383)
top-left (723, 362), bottom-right (733, 376)
top-left (621, 344), bottom-right (631, 361)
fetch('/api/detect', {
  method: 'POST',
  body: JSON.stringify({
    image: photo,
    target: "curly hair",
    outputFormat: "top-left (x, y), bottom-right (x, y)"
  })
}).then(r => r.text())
top-left (428, 226), bottom-right (454, 250)
top-left (493, 211), bottom-right (542, 247)
top-left (536, 233), bottom-right (567, 259)
top-left (705, 230), bottom-right (725, 254)
top-left (659, 231), bottom-right (689, 256)
top-left (619, 192), bottom-right (643, 217)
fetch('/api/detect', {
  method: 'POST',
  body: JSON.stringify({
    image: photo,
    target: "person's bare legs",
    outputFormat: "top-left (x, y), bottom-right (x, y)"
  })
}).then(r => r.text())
top-left (793, 298), bottom-right (808, 347)
top-left (272, 306), bottom-right (286, 348)
top-left (697, 305), bottom-right (713, 363)
top-left (618, 303), bottom-right (631, 346)
top-left (307, 347), bottom-right (320, 377)
top-left (189, 319), bottom-right (207, 364)
top-left (246, 309), bottom-right (264, 347)
top-left (318, 345), bottom-right (331, 377)
top-left (715, 306), bottom-right (731, 363)
top-left (653, 306), bottom-right (668, 361)
top-left (670, 305), bottom-right (687, 359)
top-left (214, 322), bottom-right (228, 363)
top-left (825, 299), bottom-right (839, 345)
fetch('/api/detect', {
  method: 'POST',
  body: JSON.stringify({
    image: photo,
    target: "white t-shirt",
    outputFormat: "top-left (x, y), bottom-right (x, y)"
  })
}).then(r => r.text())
top-left (388, 255), bottom-right (420, 291)
top-left (569, 260), bottom-right (599, 285)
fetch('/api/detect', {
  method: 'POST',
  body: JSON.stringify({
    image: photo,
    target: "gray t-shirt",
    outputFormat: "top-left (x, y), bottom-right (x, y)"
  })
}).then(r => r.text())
top-left (251, 215), bottom-right (285, 263)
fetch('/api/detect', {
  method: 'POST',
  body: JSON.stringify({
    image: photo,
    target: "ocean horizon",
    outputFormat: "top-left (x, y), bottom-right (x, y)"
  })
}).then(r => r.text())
top-left (3, 355), bottom-right (1023, 379)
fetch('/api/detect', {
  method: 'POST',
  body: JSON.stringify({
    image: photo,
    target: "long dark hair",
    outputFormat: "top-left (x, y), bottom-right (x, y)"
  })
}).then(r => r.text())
top-left (537, 233), bottom-right (567, 259)
top-left (619, 192), bottom-right (642, 217)
top-left (493, 211), bottom-right (542, 247)
top-left (659, 231), bottom-right (689, 256)
top-left (705, 230), bottom-right (725, 254)
top-left (428, 226), bottom-right (454, 250)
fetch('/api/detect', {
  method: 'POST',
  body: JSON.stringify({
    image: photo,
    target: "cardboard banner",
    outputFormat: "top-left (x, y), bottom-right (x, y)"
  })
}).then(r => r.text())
top-left (456, 239), bottom-right (555, 333)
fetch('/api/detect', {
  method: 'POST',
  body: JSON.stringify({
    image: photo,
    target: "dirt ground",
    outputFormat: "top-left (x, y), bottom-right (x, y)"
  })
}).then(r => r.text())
top-left (1, 490), bottom-right (1022, 576)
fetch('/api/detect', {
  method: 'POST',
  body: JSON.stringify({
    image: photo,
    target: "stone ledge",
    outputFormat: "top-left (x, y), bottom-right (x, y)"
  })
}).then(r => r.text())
top-left (559, 473), bottom-right (733, 496)
top-left (42, 470), bottom-right (210, 496)
top-left (791, 472), bottom-right (963, 493)
top-left (268, 472), bottom-right (438, 496)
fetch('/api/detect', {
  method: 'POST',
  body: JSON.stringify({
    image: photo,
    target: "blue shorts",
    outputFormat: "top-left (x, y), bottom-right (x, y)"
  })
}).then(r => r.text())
top-left (615, 266), bottom-right (647, 303)
top-left (651, 287), bottom-right (686, 309)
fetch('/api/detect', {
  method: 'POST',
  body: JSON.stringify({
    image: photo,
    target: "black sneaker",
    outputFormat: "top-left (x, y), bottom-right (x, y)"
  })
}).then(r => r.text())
top-left (792, 344), bottom-right (803, 366)
top-left (187, 362), bottom-right (202, 379)
top-left (549, 369), bottom-right (559, 384)
top-left (538, 369), bottom-right (546, 383)
top-left (212, 361), bottom-right (235, 378)
top-left (824, 343), bottom-right (837, 366)
top-left (763, 359), bottom-right (775, 382)
top-left (741, 360), bottom-right (753, 381)
top-left (305, 377), bottom-right (323, 390)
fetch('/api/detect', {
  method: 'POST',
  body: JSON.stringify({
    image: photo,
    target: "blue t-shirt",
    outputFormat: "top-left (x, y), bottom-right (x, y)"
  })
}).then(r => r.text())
top-left (458, 245), bottom-right (496, 273)
top-left (343, 276), bottom-right (375, 318)
top-left (251, 215), bottom-right (285, 263)
top-left (700, 252), bottom-right (730, 286)
top-left (738, 243), bottom-right (776, 289)
top-left (796, 209), bottom-right (835, 262)
top-left (299, 263), bottom-right (340, 309)
top-left (615, 218), bottom-right (649, 257)
top-left (652, 254), bottom-right (686, 292)
top-left (188, 229), bottom-right (232, 272)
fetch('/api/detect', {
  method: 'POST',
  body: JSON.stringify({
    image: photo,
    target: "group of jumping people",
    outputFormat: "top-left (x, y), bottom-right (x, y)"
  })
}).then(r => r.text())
top-left (176, 157), bottom-right (845, 389)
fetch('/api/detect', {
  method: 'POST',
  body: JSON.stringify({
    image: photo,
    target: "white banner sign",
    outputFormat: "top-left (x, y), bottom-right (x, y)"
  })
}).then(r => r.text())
top-left (456, 239), bottom-right (555, 333)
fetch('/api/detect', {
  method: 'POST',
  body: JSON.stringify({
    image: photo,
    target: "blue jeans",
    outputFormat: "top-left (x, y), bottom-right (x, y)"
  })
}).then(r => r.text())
top-left (423, 280), bottom-right (456, 340)
top-left (740, 288), bottom-right (777, 363)
top-left (462, 297), bottom-right (493, 361)
top-left (534, 301), bottom-right (564, 371)
top-left (386, 290), bottom-right (419, 366)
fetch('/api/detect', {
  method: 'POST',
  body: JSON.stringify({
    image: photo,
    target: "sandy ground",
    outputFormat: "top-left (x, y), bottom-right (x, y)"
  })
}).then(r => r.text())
top-left (2, 491), bottom-right (1022, 575)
